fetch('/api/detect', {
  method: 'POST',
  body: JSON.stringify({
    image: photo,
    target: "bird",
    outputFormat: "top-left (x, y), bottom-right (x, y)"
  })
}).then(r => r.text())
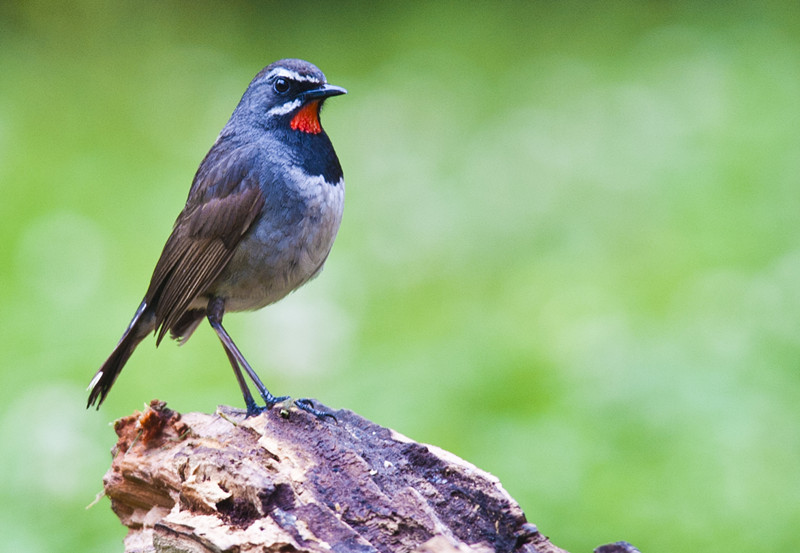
top-left (87, 58), bottom-right (347, 417)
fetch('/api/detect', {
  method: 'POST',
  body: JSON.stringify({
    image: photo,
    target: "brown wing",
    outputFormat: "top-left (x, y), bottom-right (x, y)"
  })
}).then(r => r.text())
top-left (145, 155), bottom-right (266, 344)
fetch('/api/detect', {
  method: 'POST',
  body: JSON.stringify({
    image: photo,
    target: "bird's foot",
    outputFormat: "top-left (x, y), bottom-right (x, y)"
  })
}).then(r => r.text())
top-left (242, 393), bottom-right (289, 417)
top-left (294, 398), bottom-right (337, 421)
top-left (243, 397), bottom-right (267, 417)
top-left (261, 393), bottom-right (290, 410)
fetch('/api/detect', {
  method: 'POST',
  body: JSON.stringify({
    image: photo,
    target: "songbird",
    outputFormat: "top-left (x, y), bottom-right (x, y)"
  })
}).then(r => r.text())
top-left (87, 59), bottom-right (346, 417)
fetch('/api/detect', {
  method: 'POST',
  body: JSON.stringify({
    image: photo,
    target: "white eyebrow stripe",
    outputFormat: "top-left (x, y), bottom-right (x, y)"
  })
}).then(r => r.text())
top-left (266, 98), bottom-right (302, 116)
top-left (266, 68), bottom-right (323, 83)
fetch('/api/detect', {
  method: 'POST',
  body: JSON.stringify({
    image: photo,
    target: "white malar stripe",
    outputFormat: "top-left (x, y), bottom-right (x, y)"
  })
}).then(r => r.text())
top-left (266, 67), bottom-right (323, 84)
top-left (267, 98), bottom-right (302, 117)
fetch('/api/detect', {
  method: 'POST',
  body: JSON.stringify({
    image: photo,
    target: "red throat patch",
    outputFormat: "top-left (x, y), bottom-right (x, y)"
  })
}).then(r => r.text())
top-left (290, 100), bottom-right (322, 134)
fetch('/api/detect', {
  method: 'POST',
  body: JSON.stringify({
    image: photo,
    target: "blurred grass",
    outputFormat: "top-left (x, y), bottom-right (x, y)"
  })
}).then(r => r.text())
top-left (2, 1), bottom-right (800, 552)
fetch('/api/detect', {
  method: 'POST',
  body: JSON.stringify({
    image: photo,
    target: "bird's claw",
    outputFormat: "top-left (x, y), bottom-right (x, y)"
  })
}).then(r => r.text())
top-left (294, 398), bottom-right (337, 421)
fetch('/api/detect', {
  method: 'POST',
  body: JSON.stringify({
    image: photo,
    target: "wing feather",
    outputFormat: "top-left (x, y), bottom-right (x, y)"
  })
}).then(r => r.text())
top-left (144, 149), bottom-right (266, 344)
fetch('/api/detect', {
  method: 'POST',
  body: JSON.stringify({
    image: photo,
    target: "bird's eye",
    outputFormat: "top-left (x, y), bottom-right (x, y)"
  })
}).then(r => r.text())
top-left (273, 77), bottom-right (291, 94)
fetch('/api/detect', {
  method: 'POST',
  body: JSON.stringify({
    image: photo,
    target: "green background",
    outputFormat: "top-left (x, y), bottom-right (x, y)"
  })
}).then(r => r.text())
top-left (1, 2), bottom-right (799, 551)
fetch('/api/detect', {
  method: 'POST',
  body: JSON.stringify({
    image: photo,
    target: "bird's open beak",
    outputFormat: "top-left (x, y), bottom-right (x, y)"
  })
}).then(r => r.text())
top-left (303, 84), bottom-right (347, 101)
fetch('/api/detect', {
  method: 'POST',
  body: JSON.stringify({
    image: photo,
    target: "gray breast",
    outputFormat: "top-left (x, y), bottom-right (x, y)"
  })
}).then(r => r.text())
top-left (213, 172), bottom-right (345, 312)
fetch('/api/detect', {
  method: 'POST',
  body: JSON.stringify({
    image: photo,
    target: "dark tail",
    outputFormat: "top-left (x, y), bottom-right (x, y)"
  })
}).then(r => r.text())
top-left (87, 300), bottom-right (152, 409)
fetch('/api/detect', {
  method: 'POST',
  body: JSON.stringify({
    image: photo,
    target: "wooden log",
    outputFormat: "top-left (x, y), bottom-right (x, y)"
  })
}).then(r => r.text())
top-left (100, 399), bottom-right (620, 553)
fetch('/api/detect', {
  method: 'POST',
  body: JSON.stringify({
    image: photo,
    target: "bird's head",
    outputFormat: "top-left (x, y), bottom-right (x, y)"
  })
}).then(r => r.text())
top-left (234, 58), bottom-right (346, 135)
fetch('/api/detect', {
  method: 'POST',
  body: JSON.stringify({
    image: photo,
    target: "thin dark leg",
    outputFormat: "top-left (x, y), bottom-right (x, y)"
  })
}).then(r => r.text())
top-left (207, 297), bottom-right (288, 412)
top-left (220, 342), bottom-right (261, 416)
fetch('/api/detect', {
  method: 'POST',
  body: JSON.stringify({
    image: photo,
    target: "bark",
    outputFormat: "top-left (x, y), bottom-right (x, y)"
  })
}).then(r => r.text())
top-left (100, 400), bottom-right (633, 553)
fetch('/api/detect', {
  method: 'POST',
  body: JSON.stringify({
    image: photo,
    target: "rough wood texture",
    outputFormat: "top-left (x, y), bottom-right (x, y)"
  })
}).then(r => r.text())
top-left (102, 400), bottom-right (615, 553)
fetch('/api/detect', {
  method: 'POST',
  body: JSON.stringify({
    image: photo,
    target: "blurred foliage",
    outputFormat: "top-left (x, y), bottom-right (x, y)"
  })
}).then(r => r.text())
top-left (1, 1), bottom-right (799, 552)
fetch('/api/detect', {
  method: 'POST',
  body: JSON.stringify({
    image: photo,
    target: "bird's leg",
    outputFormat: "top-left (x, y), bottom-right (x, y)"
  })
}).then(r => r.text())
top-left (207, 297), bottom-right (288, 414)
top-left (219, 342), bottom-right (262, 416)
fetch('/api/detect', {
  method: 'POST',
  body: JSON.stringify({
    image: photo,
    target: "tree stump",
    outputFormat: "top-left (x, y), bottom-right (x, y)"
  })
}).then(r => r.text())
top-left (100, 400), bottom-right (630, 553)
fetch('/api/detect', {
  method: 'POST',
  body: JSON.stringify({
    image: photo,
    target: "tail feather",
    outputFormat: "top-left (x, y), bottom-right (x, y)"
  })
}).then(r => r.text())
top-left (87, 300), bottom-right (152, 409)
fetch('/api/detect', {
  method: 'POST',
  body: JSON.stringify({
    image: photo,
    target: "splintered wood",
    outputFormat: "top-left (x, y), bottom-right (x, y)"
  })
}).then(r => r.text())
top-left (101, 400), bottom-right (568, 553)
